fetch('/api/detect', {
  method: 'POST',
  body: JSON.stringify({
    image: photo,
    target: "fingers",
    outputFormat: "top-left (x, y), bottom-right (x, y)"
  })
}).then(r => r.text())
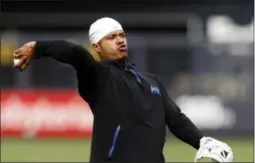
top-left (19, 58), bottom-right (30, 71)
top-left (13, 56), bottom-right (30, 71)
top-left (13, 46), bottom-right (27, 69)
top-left (13, 42), bottom-right (35, 71)
top-left (13, 48), bottom-right (22, 58)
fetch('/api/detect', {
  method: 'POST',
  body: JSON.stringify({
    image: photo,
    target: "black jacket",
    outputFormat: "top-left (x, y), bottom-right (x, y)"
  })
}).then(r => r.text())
top-left (35, 40), bottom-right (203, 163)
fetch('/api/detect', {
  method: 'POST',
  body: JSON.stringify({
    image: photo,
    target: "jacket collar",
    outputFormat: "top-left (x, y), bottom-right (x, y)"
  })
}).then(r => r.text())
top-left (101, 57), bottom-right (135, 70)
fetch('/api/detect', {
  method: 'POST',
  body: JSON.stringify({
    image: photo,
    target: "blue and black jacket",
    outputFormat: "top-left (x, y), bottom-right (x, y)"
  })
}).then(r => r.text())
top-left (35, 40), bottom-right (203, 163)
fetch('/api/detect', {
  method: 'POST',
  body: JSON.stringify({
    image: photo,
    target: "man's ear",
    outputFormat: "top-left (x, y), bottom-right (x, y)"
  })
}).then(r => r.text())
top-left (92, 43), bottom-right (101, 53)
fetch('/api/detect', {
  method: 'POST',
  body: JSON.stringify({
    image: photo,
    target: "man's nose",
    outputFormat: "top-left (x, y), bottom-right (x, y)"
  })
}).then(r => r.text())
top-left (116, 36), bottom-right (124, 44)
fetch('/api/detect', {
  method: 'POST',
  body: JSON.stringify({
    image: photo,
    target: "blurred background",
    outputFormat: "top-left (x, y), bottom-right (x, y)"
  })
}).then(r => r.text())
top-left (1, 0), bottom-right (254, 162)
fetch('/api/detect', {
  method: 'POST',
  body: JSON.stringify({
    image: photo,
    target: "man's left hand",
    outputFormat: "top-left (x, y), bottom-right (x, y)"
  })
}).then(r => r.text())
top-left (195, 137), bottom-right (233, 162)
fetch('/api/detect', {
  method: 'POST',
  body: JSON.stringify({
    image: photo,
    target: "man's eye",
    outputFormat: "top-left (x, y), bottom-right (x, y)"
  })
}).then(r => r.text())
top-left (107, 35), bottom-right (115, 39)
top-left (120, 34), bottom-right (126, 38)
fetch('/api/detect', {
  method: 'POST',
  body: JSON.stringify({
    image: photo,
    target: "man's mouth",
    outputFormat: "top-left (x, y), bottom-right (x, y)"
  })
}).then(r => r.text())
top-left (119, 45), bottom-right (127, 51)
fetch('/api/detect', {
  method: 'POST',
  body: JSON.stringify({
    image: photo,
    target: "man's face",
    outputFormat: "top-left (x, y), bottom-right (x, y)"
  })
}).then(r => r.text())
top-left (93, 30), bottom-right (128, 61)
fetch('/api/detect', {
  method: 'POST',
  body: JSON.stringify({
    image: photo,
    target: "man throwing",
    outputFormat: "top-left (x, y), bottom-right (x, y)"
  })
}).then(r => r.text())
top-left (13, 17), bottom-right (233, 163)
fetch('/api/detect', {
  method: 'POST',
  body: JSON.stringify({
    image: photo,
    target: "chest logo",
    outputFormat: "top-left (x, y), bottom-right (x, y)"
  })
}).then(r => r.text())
top-left (150, 85), bottom-right (161, 95)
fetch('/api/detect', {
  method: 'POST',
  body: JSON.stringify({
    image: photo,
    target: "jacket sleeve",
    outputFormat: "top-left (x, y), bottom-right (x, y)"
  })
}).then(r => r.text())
top-left (34, 40), bottom-right (100, 71)
top-left (33, 40), bottom-right (105, 107)
top-left (156, 78), bottom-right (203, 149)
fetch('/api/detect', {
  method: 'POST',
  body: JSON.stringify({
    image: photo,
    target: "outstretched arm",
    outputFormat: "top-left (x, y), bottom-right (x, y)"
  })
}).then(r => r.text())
top-left (164, 94), bottom-right (203, 149)
top-left (156, 78), bottom-right (234, 162)
top-left (13, 40), bottom-right (105, 108)
top-left (13, 40), bottom-right (100, 72)
top-left (156, 79), bottom-right (203, 149)
top-left (35, 40), bottom-right (98, 70)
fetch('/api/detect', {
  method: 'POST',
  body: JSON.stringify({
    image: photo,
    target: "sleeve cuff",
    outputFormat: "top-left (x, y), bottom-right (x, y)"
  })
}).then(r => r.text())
top-left (34, 41), bottom-right (51, 58)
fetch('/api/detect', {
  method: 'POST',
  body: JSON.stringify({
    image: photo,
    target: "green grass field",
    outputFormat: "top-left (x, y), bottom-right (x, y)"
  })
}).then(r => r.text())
top-left (1, 138), bottom-right (253, 162)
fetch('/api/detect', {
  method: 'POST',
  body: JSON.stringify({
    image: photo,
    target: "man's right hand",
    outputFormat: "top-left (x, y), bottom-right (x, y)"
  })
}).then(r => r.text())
top-left (13, 41), bottom-right (36, 71)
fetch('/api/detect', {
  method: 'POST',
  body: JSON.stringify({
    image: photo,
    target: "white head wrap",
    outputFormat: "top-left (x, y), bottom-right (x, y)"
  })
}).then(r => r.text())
top-left (89, 17), bottom-right (123, 44)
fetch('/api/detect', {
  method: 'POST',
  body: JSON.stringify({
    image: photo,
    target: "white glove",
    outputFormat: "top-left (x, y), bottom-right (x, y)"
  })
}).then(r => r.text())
top-left (195, 137), bottom-right (233, 162)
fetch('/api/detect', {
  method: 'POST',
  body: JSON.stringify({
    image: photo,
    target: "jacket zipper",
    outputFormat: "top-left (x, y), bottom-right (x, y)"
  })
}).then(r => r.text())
top-left (108, 125), bottom-right (121, 158)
